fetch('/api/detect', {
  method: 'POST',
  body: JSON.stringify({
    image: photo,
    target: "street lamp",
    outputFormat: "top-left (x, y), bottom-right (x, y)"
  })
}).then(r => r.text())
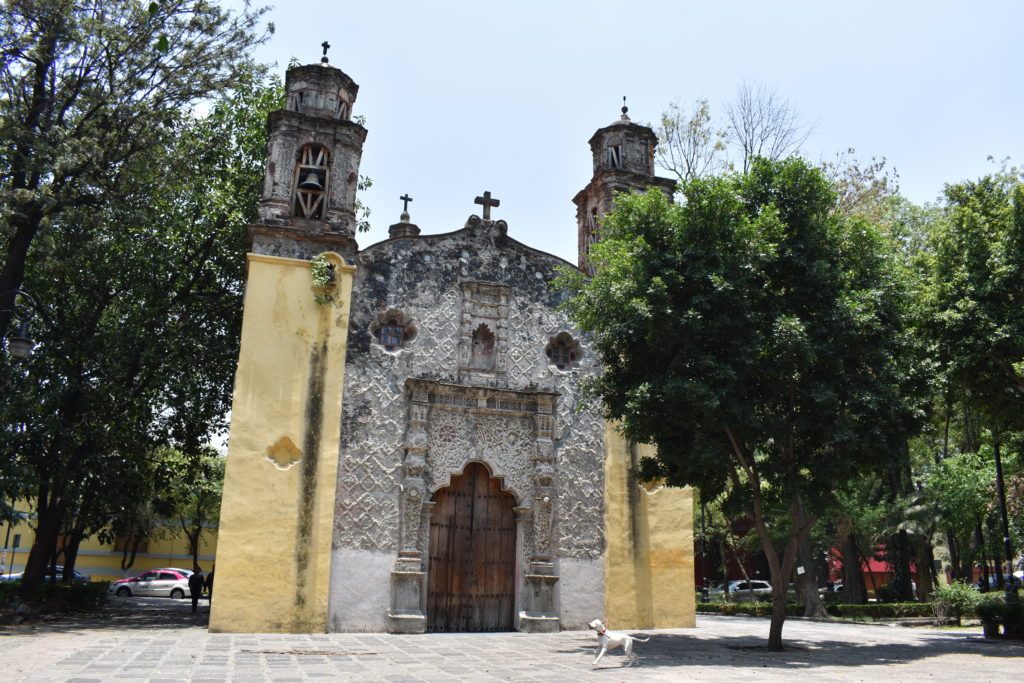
top-left (1, 289), bottom-right (39, 359)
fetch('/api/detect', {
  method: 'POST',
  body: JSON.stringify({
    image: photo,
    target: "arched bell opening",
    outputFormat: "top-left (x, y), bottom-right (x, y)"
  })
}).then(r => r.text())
top-left (293, 143), bottom-right (330, 219)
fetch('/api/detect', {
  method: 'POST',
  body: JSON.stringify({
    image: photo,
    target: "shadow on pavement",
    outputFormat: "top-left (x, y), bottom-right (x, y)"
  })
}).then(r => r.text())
top-left (561, 625), bottom-right (1024, 671)
top-left (0, 596), bottom-right (211, 635)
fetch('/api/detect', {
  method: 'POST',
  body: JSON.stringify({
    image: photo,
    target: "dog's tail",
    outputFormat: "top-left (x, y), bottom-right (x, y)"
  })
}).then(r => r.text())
top-left (634, 636), bottom-right (650, 642)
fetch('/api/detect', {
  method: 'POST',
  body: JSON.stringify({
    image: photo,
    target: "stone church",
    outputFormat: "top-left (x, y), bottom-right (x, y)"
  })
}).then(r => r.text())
top-left (210, 55), bottom-right (694, 634)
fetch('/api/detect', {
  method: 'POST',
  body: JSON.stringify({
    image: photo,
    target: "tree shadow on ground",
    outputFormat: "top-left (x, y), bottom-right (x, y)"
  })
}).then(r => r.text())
top-left (562, 629), bottom-right (1024, 672)
top-left (0, 596), bottom-right (211, 635)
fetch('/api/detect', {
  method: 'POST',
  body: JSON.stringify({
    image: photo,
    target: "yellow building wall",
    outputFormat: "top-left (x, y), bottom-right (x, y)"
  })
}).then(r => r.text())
top-left (1, 512), bottom-right (217, 582)
top-left (209, 252), bottom-right (353, 633)
top-left (603, 423), bottom-right (696, 629)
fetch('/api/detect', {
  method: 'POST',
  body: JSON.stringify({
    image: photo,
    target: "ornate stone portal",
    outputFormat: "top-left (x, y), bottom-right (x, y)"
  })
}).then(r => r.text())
top-left (388, 378), bottom-right (560, 633)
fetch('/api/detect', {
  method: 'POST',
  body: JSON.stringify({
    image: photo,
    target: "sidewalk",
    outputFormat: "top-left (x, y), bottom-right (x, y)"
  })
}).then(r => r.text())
top-left (1, 598), bottom-right (1022, 681)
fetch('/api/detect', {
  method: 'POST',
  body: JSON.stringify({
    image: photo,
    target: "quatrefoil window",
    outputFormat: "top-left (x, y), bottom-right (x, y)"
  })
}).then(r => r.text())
top-left (545, 332), bottom-right (581, 370)
top-left (371, 309), bottom-right (417, 351)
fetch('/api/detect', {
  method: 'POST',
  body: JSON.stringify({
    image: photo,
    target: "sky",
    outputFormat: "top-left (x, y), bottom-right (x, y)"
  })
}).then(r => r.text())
top-left (227, 0), bottom-right (1023, 265)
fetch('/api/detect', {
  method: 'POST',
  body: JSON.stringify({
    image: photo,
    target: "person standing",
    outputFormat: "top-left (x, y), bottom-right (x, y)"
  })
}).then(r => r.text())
top-left (205, 566), bottom-right (215, 602)
top-left (188, 569), bottom-right (205, 613)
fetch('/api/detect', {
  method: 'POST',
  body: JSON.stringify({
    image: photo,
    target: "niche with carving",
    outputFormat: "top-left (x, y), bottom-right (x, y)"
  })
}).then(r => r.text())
top-left (470, 323), bottom-right (496, 370)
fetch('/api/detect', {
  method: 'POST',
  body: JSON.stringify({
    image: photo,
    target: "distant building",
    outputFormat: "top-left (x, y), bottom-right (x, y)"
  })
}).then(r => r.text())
top-left (2, 511), bottom-right (216, 582)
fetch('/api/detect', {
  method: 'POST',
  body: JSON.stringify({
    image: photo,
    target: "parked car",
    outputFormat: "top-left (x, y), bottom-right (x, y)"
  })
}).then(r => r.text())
top-left (151, 567), bottom-right (194, 576)
top-left (708, 579), bottom-right (773, 601)
top-left (108, 569), bottom-right (194, 598)
top-left (978, 575), bottom-right (1022, 590)
top-left (0, 565), bottom-right (90, 584)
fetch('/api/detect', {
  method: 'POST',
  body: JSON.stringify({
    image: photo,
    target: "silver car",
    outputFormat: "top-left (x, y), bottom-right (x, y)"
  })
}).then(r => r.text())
top-left (708, 579), bottom-right (774, 601)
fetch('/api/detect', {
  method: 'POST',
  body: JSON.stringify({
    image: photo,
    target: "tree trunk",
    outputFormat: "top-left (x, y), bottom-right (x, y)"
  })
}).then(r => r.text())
top-left (946, 527), bottom-right (962, 581)
top-left (893, 528), bottom-right (914, 601)
top-left (121, 533), bottom-right (144, 571)
top-left (841, 533), bottom-right (867, 604)
top-left (974, 524), bottom-right (988, 588)
top-left (20, 491), bottom-right (68, 598)
top-left (796, 498), bottom-right (827, 616)
top-left (768, 588), bottom-right (788, 651)
top-left (915, 539), bottom-right (937, 601)
top-left (862, 546), bottom-right (880, 600)
top-left (61, 530), bottom-right (84, 583)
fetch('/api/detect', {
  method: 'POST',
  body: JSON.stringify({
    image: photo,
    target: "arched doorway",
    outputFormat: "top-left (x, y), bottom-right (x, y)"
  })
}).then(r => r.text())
top-left (427, 462), bottom-right (517, 631)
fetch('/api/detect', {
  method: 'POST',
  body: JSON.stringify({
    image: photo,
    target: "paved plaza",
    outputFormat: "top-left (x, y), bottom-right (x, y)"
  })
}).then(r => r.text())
top-left (1, 598), bottom-right (1023, 681)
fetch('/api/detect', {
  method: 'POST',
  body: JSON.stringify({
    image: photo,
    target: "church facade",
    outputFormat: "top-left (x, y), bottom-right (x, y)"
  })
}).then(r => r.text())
top-left (210, 57), bottom-right (694, 634)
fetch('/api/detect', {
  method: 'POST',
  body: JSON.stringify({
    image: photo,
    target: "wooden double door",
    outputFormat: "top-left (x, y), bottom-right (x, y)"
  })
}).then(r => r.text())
top-left (427, 462), bottom-right (517, 631)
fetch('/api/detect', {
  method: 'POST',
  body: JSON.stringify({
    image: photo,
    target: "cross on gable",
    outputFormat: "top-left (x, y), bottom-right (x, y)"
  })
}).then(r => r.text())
top-left (321, 41), bottom-right (330, 64)
top-left (474, 191), bottom-right (500, 220)
top-left (400, 194), bottom-right (413, 212)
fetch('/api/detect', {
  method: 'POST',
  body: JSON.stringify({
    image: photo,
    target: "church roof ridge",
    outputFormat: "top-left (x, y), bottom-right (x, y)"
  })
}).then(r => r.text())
top-left (357, 216), bottom-right (584, 273)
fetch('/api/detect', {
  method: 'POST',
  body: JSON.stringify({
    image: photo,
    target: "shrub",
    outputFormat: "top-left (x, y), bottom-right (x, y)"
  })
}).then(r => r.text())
top-left (933, 581), bottom-right (980, 625)
top-left (976, 595), bottom-right (1024, 639)
top-left (827, 602), bottom-right (933, 619)
top-left (875, 583), bottom-right (899, 603)
top-left (34, 582), bottom-right (109, 612)
top-left (0, 581), bottom-right (20, 605)
top-left (697, 602), bottom-right (804, 617)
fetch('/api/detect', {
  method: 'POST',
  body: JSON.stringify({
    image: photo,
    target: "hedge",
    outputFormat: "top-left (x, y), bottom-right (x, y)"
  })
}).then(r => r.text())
top-left (0, 580), bottom-right (109, 612)
top-left (697, 602), bottom-right (934, 619)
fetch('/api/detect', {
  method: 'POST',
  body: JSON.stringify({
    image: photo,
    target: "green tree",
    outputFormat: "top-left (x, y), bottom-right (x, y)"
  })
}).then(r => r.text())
top-left (164, 447), bottom-right (224, 573)
top-left (0, 0), bottom-right (270, 342)
top-left (557, 157), bottom-right (923, 649)
top-left (926, 169), bottom-right (1024, 580)
top-left (0, 70), bottom-right (281, 597)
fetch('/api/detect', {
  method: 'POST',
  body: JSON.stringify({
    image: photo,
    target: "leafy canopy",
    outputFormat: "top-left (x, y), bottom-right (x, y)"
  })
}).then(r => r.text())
top-left (558, 157), bottom-right (922, 504)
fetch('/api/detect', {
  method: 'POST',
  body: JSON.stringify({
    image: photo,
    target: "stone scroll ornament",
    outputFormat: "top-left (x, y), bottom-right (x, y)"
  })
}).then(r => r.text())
top-left (533, 494), bottom-right (554, 557)
top-left (531, 400), bottom-right (557, 558)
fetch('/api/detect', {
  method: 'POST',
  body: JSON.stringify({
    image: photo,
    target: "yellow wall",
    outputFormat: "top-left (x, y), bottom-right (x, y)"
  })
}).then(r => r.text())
top-left (603, 423), bottom-right (696, 629)
top-left (209, 252), bottom-right (353, 633)
top-left (0, 512), bottom-right (217, 582)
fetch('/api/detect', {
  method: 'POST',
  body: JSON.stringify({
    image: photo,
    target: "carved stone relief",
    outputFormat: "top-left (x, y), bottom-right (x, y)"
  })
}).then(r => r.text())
top-left (420, 384), bottom-right (538, 504)
top-left (335, 225), bottom-right (607, 566)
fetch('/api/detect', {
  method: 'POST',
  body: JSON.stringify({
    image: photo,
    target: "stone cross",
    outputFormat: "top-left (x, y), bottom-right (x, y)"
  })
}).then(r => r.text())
top-left (400, 194), bottom-right (413, 212)
top-left (474, 191), bottom-right (500, 220)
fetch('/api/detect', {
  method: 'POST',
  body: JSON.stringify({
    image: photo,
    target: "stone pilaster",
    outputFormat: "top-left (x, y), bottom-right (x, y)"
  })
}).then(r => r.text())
top-left (388, 391), bottom-right (430, 633)
top-left (519, 398), bottom-right (560, 633)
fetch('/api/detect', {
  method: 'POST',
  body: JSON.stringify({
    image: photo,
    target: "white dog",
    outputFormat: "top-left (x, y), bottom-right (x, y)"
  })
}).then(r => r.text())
top-left (588, 618), bottom-right (650, 666)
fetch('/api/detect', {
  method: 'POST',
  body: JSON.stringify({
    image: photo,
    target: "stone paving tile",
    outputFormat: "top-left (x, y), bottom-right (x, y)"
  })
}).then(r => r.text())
top-left (3, 610), bottom-right (1024, 681)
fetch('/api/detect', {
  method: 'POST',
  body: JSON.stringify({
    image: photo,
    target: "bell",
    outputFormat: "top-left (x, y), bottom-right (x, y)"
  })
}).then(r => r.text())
top-left (299, 172), bottom-right (323, 190)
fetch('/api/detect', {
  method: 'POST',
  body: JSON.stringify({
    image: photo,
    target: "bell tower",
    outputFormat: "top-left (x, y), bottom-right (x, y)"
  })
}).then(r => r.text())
top-left (572, 101), bottom-right (676, 273)
top-left (251, 47), bottom-right (367, 261)
top-left (212, 47), bottom-right (360, 634)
